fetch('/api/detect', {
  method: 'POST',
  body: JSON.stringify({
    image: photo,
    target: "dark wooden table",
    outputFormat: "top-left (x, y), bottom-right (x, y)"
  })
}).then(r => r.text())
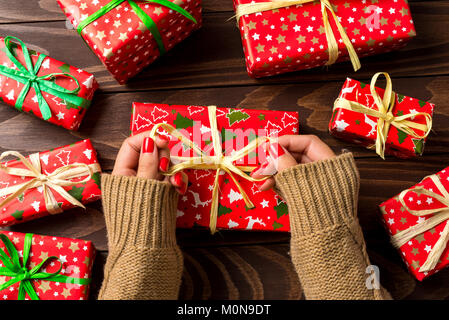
top-left (1, 0), bottom-right (448, 300)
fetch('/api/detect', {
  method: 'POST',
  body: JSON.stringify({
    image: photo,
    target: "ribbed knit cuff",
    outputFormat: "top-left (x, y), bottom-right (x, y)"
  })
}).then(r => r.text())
top-left (101, 174), bottom-right (179, 249)
top-left (274, 153), bottom-right (360, 238)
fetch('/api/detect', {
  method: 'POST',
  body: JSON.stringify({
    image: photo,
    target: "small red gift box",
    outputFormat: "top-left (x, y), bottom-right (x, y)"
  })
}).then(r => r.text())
top-left (329, 74), bottom-right (434, 159)
top-left (233, 0), bottom-right (415, 78)
top-left (131, 103), bottom-right (299, 232)
top-left (380, 167), bottom-right (449, 280)
top-left (0, 231), bottom-right (95, 300)
top-left (0, 139), bottom-right (102, 227)
top-left (0, 36), bottom-right (98, 131)
top-left (58, 0), bottom-right (202, 84)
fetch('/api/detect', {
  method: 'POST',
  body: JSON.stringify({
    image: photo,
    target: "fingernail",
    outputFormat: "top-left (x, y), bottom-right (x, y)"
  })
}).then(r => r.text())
top-left (269, 143), bottom-right (285, 159)
top-left (142, 137), bottom-right (154, 154)
top-left (159, 134), bottom-right (170, 142)
top-left (159, 157), bottom-right (169, 172)
top-left (250, 162), bottom-right (268, 177)
top-left (174, 172), bottom-right (187, 195)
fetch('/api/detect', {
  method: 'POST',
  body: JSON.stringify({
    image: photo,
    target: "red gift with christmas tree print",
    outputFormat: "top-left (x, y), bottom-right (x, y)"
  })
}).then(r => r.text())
top-left (131, 102), bottom-right (299, 232)
top-left (329, 72), bottom-right (434, 159)
top-left (0, 231), bottom-right (95, 300)
top-left (233, 0), bottom-right (415, 78)
top-left (379, 167), bottom-right (449, 280)
top-left (0, 36), bottom-right (98, 131)
top-left (57, 0), bottom-right (202, 84)
top-left (0, 139), bottom-right (102, 227)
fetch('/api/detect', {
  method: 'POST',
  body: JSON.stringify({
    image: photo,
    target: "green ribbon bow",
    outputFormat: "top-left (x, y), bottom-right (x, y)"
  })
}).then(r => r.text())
top-left (77, 0), bottom-right (197, 56)
top-left (0, 233), bottom-right (91, 300)
top-left (0, 36), bottom-right (88, 121)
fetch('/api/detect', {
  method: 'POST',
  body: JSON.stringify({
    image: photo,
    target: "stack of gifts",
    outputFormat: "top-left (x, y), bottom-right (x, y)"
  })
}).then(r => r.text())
top-left (131, 103), bottom-right (299, 232)
top-left (232, 0), bottom-right (416, 78)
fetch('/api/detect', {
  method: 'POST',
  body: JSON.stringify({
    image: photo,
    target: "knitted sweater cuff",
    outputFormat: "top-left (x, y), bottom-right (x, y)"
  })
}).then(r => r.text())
top-left (274, 153), bottom-right (360, 238)
top-left (101, 174), bottom-right (179, 249)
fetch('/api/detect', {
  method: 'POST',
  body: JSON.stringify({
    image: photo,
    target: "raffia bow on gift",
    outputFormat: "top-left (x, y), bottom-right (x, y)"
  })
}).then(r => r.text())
top-left (149, 105), bottom-right (274, 234)
top-left (76, 0), bottom-right (197, 56)
top-left (0, 151), bottom-right (101, 214)
top-left (0, 233), bottom-right (91, 300)
top-left (389, 174), bottom-right (449, 273)
top-left (333, 72), bottom-right (432, 159)
top-left (234, 0), bottom-right (361, 71)
top-left (0, 36), bottom-right (89, 121)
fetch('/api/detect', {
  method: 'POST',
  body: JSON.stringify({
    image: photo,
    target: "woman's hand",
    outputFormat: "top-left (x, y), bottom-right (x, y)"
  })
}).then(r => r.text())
top-left (251, 135), bottom-right (336, 191)
top-left (112, 132), bottom-right (188, 194)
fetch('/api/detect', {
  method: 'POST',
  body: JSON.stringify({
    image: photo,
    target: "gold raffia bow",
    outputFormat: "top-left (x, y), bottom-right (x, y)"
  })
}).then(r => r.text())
top-left (0, 151), bottom-right (101, 214)
top-left (149, 106), bottom-right (274, 234)
top-left (333, 72), bottom-right (432, 159)
top-left (234, 0), bottom-right (361, 71)
top-left (389, 174), bottom-right (449, 273)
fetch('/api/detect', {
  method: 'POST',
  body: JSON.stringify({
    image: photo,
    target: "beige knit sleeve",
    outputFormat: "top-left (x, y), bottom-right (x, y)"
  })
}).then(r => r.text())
top-left (98, 174), bottom-right (183, 300)
top-left (275, 153), bottom-right (391, 300)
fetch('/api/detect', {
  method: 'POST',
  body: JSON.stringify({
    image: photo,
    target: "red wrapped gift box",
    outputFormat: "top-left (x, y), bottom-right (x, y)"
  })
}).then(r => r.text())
top-left (131, 103), bottom-right (299, 232)
top-left (58, 0), bottom-right (202, 84)
top-left (233, 0), bottom-right (415, 78)
top-left (0, 139), bottom-right (102, 227)
top-left (0, 36), bottom-right (98, 131)
top-left (379, 167), bottom-right (449, 280)
top-left (0, 231), bottom-right (95, 300)
top-left (329, 75), bottom-right (434, 159)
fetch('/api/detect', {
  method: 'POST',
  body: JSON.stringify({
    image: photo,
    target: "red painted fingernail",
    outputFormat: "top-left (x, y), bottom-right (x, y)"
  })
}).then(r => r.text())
top-left (159, 134), bottom-right (170, 142)
top-left (250, 162), bottom-right (268, 177)
top-left (269, 143), bottom-right (285, 158)
top-left (142, 137), bottom-right (154, 154)
top-left (159, 157), bottom-right (169, 172)
top-left (174, 172), bottom-right (187, 195)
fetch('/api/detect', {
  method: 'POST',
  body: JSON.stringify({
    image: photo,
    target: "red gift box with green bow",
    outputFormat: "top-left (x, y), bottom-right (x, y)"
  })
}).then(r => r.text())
top-left (57, 0), bottom-right (202, 84)
top-left (0, 231), bottom-right (95, 300)
top-left (0, 36), bottom-right (98, 131)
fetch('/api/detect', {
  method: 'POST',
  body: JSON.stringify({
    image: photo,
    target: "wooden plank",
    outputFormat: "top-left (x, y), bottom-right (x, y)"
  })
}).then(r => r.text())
top-left (0, 2), bottom-right (448, 90)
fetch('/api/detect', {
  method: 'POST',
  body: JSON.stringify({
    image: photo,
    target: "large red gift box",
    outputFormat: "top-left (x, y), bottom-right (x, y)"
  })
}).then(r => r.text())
top-left (0, 37), bottom-right (98, 130)
top-left (0, 139), bottom-right (102, 227)
top-left (0, 231), bottom-right (95, 300)
top-left (329, 77), bottom-right (434, 159)
top-left (131, 103), bottom-right (299, 232)
top-left (233, 0), bottom-right (416, 78)
top-left (379, 167), bottom-right (449, 280)
top-left (58, 0), bottom-right (202, 84)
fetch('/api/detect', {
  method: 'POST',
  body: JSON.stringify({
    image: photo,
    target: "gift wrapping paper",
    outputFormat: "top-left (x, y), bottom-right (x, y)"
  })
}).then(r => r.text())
top-left (233, 0), bottom-right (416, 78)
top-left (131, 103), bottom-right (300, 231)
top-left (0, 37), bottom-right (98, 130)
top-left (0, 231), bottom-right (95, 300)
top-left (329, 77), bottom-right (434, 158)
top-left (0, 139), bottom-right (101, 227)
top-left (379, 167), bottom-right (449, 280)
top-left (58, 0), bottom-right (202, 84)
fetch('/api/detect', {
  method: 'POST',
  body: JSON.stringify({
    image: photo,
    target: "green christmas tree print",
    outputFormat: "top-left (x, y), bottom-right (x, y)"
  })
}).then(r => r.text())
top-left (226, 110), bottom-right (250, 126)
top-left (397, 129), bottom-right (408, 144)
top-left (274, 200), bottom-right (288, 219)
top-left (272, 221), bottom-right (283, 230)
top-left (17, 193), bottom-right (24, 202)
top-left (91, 172), bottom-right (101, 189)
top-left (418, 100), bottom-right (426, 108)
top-left (59, 63), bottom-right (71, 73)
top-left (68, 185), bottom-right (85, 202)
top-left (173, 113), bottom-right (194, 129)
top-left (218, 204), bottom-right (232, 217)
top-left (397, 94), bottom-right (406, 104)
top-left (11, 210), bottom-right (24, 220)
top-left (413, 138), bottom-right (424, 155)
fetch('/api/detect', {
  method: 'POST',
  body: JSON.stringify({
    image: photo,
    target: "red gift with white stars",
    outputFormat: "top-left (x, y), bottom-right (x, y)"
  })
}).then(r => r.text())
top-left (380, 167), bottom-right (449, 281)
top-left (57, 0), bottom-right (202, 84)
top-left (0, 231), bottom-right (95, 300)
top-left (0, 139), bottom-right (102, 227)
top-left (0, 37), bottom-right (98, 131)
top-left (233, 0), bottom-right (416, 78)
top-left (130, 102), bottom-right (299, 232)
top-left (329, 77), bottom-right (434, 159)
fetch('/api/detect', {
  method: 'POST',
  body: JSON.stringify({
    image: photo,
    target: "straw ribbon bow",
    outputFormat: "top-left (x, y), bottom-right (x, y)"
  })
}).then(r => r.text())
top-left (76, 0), bottom-right (197, 56)
top-left (333, 72), bottom-right (432, 159)
top-left (0, 151), bottom-right (101, 214)
top-left (0, 36), bottom-right (87, 121)
top-left (234, 0), bottom-right (361, 71)
top-left (390, 174), bottom-right (449, 273)
top-left (0, 233), bottom-right (91, 300)
top-left (149, 106), bottom-right (274, 234)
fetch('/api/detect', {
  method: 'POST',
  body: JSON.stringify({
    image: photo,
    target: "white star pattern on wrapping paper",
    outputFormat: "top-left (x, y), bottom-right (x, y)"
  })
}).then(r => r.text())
top-left (426, 197), bottom-right (433, 205)
top-left (424, 245), bottom-right (432, 253)
top-left (56, 112), bottom-right (65, 120)
top-left (388, 218), bottom-right (394, 225)
top-left (195, 214), bottom-right (201, 221)
top-left (59, 255), bottom-right (67, 263)
top-left (6, 90), bottom-right (14, 101)
top-left (417, 217), bottom-right (426, 224)
top-left (334, 120), bottom-right (349, 132)
top-left (260, 199), bottom-right (269, 208)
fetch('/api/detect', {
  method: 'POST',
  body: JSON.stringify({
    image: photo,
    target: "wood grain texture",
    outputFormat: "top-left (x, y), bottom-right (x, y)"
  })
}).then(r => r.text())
top-left (0, 0), bottom-right (449, 300)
